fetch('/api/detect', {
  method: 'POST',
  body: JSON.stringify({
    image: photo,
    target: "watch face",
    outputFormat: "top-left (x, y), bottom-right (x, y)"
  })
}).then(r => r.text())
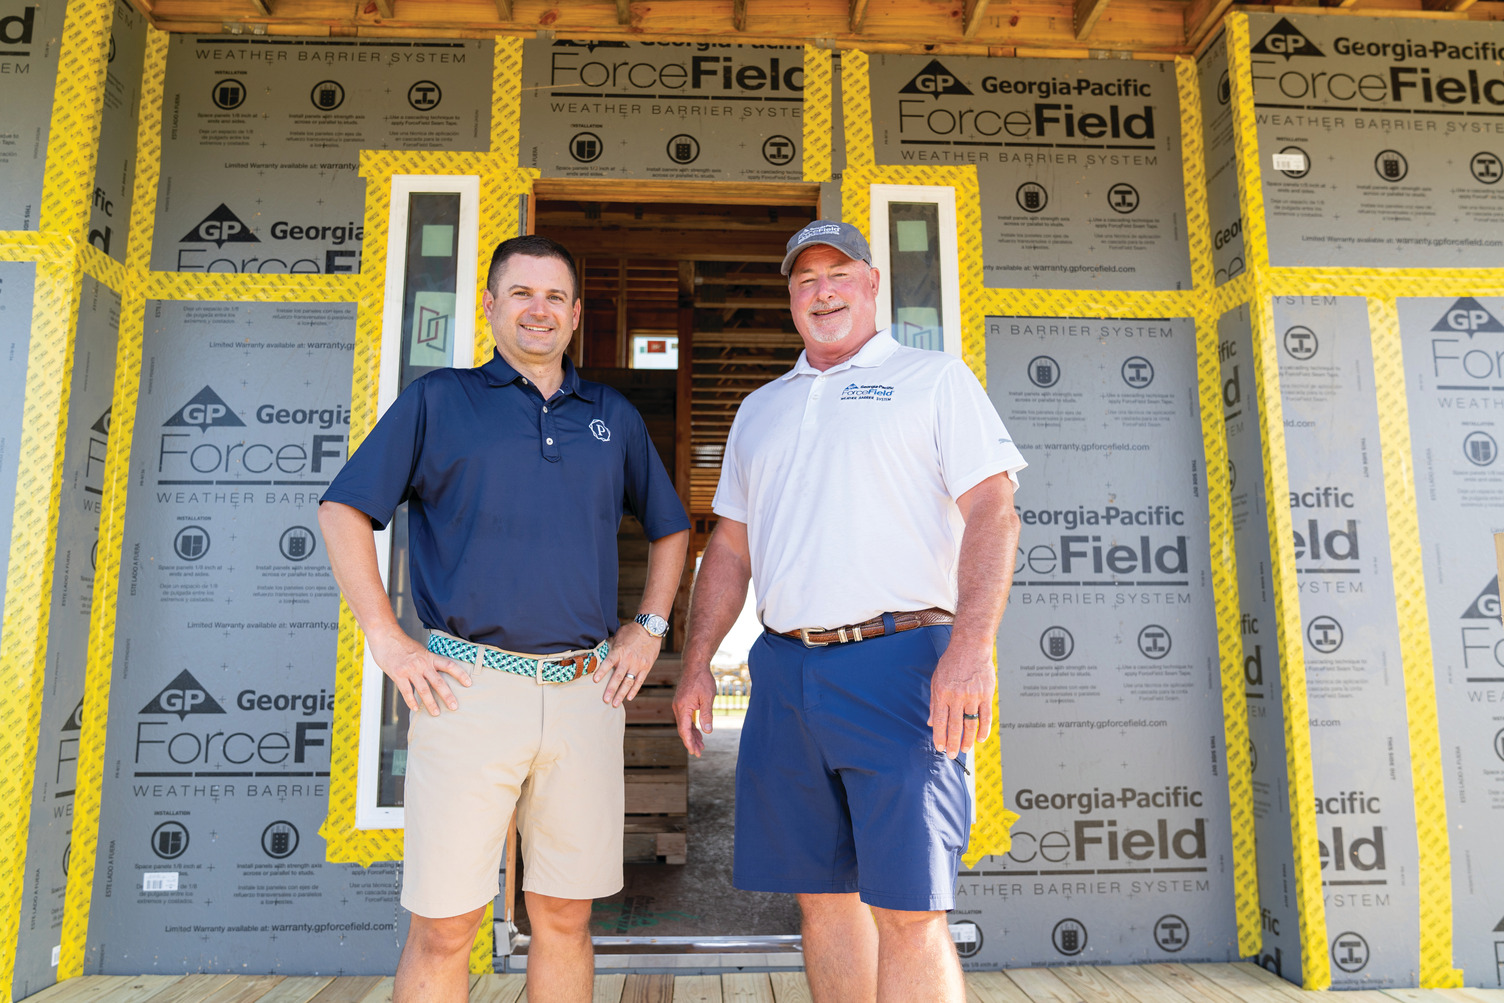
top-left (638, 614), bottom-right (668, 637)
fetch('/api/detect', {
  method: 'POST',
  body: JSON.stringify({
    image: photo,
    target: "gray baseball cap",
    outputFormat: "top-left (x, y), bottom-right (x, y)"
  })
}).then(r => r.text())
top-left (780, 220), bottom-right (873, 275)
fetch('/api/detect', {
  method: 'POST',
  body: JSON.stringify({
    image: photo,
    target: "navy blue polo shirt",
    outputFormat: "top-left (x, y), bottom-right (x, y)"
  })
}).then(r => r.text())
top-left (322, 351), bottom-right (688, 653)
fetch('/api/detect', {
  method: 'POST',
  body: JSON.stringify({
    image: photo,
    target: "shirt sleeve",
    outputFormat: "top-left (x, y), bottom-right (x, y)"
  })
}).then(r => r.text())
top-left (320, 377), bottom-right (428, 529)
top-left (935, 359), bottom-right (1028, 499)
top-left (711, 408), bottom-right (749, 524)
top-left (621, 403), bottom-right (691, 541)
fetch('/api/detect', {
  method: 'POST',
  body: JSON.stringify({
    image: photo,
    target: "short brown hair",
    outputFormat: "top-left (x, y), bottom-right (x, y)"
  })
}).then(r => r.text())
top-left (487, 235), bottom-right (580, 301)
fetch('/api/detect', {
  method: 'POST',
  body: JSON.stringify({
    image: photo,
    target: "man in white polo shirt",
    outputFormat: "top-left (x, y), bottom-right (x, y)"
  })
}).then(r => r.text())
top-left (672, 221), bottom-right (1025, 1002)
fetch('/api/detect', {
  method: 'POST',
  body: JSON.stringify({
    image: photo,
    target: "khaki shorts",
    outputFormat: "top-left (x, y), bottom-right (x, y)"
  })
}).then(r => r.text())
top-left (401, 640), bottom-right (626, 919)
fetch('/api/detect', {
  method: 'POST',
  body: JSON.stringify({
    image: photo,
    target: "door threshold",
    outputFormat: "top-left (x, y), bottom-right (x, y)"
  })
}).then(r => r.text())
top-left (499, 934), bottom-right (804, 974)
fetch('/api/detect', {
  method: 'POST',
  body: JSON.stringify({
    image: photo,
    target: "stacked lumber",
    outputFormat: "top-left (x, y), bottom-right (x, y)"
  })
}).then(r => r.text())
top-left (624, 656), bottom-right (688, 864)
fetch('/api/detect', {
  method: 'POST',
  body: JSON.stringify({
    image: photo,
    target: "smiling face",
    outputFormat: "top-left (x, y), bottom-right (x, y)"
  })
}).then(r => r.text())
top-left (481, 253), bottom-right (581, 368)
top-left (787, 244), bottom-right (881, 352)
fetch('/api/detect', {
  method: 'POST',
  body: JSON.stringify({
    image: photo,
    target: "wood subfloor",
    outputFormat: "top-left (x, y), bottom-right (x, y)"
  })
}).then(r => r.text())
top-left (24, 964), bottom-right (1504, 1003)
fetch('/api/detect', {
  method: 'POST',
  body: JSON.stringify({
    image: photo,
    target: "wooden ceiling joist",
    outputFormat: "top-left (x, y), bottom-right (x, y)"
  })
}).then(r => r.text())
top-left (615, 0), bottom-right (632, 26)
top-left (849, 0), bottom-right (871, 34)
top-left (493, 0), bottom-right (512, 20)
top-left (963, 0), bottom-right (993, 39)
top-left (733, 0), bottom-right (748, 31)
top-left (1074, 0), bottom-right (1112, 40)
top-left (248, 0), bottom-right (272, 15)
top-left (372, 0), bottom-right (394, 18)
top-left (1184, 0), bottom-right (1236, 50)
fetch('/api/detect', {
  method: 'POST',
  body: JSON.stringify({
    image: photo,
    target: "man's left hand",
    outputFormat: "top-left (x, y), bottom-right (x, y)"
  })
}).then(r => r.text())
top-left (928, 642), bottom-right (995, 758)
top-left (595, 621), bottom-right (662, 707)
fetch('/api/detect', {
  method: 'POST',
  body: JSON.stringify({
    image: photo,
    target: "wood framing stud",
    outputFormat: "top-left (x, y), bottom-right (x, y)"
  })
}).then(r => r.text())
top-left (1183, 0), bottom-right (1235, 51)
top-left (1073, 0), bottom-right (1111, 41)
top-left (849, 0), bottom-right (870, 33)
top-left (493, 0), bottom-right (512, 19)
top-left (733, 0), bottom-right (747, 31)
top-left (963, 0), bottom-right (992, 38)
top-left (616, 0), bottom-right (632, 25)
top-left (1423, 0), bottom-right (1476, 11)
top-left (248, 0), bottom-right (272, 14)
top-left (373, 0), bottom-right (394, 17)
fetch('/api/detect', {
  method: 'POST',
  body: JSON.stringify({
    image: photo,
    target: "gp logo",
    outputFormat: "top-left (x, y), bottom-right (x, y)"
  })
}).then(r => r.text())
top-left (1432, 297), bottom-right (1504, 337)
top-left (140, 670), bottom-right (227, 720)
top-left (1250, 19), bottom-right (1324, 60)
top-left (899, 59), bottom-right (973, 99)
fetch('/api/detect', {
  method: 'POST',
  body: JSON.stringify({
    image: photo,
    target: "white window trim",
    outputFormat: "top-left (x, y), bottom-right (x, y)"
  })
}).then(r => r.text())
top-left (357, 174), bottom-right (481, 830)
top-left (868, 183), bottom-right (961, 360)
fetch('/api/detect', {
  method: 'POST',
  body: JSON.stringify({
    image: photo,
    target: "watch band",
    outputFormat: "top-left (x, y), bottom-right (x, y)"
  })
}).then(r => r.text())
top-left (634, 612), bottom-right (669, 638)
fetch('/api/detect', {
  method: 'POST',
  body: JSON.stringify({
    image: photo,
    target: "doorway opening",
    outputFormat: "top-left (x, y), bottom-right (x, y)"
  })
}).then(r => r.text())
top-left (502, 181), bottom-right (819, 961)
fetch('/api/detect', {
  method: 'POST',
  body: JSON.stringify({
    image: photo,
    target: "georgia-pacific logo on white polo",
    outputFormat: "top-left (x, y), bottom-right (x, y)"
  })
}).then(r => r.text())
top-left (590, 418), bottom-right (611, 441)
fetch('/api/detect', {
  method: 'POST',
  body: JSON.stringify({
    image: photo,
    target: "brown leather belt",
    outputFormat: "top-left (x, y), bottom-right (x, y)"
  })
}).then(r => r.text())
top-left (772, 607), bottom-right (955, 648)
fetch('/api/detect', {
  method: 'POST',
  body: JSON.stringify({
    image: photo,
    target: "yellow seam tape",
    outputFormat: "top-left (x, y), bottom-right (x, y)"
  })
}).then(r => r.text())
top-left (3, 1), bottom-right (113, 992)
top-left (1365, 298), bottom-right (1463, 990)
top-left (469, 902), bottom-right (495, 975)
top-left (39, 0), bottom-right (111, 241)
top-left (492, 38), bottom-right (524, 168)
top-left (841, 49), bottom-right (874, 171)
top-left (322, 156), bottom-right (403, 869)
top-left (59, 25), bottom-right (169, 978)
top-left (802, 45), bottom-right (833, 183)
top-left (1229, 14), bottom-right (1330, 988)
top-left (1178, 53), bottom-right (1260, 960)
top-left (0, 257), bottom-right (83, 1000)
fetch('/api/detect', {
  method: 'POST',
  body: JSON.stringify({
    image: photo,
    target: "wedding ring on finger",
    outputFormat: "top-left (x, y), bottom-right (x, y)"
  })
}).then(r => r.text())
top-left (962, 712), bottom-right (980, 721)
top-left (625, 672), bottom-right (637, 681)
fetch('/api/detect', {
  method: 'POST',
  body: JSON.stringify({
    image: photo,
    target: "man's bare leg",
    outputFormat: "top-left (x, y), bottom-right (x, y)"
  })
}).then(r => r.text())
top-left (871, 907), bottom-right (964, 1003)
top-left (394, 907), bottom-right (484, 1003)
top-left (797, 893), bottom-right (878, 1003)
top-left (524, 892), bottom-right (595, 1003)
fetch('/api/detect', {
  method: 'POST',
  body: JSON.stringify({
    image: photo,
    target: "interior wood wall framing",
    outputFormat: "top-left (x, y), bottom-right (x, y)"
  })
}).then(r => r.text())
top-left (130, 0), bottom-right (1504, 57)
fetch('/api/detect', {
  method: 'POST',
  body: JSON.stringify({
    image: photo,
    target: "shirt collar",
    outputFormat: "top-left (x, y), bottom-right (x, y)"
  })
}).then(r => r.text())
top-left (781, 329), bottom-right (899, 381)
top-left (480, 349), bottom-right (597, 402)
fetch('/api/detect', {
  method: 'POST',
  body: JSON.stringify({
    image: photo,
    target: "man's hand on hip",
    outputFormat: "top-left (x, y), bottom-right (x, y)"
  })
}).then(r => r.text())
top-left (371, 632), bottom-right (472, 717)
top-left (596, 621), bottom-right (662, 707)
top-left (928, 640), bottom-right (995, 759)
top-left (671, 664), bottom-right (717, 757)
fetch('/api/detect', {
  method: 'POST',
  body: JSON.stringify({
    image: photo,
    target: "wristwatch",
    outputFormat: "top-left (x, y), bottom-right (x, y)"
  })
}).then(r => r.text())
top-left (634, 613), bottom-right (669, 638)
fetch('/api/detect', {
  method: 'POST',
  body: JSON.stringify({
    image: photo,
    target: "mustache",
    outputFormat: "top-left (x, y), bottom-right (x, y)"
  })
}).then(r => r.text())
top-left (808, 297), bottom-right (849, 317)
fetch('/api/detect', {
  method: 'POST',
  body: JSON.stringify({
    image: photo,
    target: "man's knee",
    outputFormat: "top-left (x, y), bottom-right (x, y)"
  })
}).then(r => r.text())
top-left (797, 892), bottom-right (863, 920)
top-left (407, 908), bottom-right (486, 958)
top-left (870, 906), bottom-right (947, 937)
top-left (525, 893), bottom-right (594, 938)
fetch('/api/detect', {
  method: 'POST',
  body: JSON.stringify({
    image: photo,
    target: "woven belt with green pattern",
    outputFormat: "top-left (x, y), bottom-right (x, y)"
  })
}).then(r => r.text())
top-left (427, 631), bottom-right (609, 685)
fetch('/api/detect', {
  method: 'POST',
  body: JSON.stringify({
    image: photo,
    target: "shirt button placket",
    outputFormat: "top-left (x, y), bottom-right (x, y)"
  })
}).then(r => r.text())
top-left (541, 397), bottom-right (561, 461)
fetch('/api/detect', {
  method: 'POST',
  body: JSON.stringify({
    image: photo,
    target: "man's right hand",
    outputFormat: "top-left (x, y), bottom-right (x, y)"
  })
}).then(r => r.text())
top-left (672, 664), bottom-right (717, 757)
top-left (371, 632), bottom-right (473, 717)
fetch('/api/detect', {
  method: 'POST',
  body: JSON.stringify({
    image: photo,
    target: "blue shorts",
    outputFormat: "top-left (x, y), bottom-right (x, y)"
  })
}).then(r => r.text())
top-left (733, 624), bottom-right (971, 912)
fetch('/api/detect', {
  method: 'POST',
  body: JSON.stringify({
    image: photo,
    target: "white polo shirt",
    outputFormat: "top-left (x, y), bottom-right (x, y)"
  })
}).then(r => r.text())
top-left (713, 330), bottom-right (1026, 633)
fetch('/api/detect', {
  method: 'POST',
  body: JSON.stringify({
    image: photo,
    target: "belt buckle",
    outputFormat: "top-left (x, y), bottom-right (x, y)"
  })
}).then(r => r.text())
top-left (798, 627), bottom-right (830, 649)
top-left (534, 655), bottom-right (558, 685)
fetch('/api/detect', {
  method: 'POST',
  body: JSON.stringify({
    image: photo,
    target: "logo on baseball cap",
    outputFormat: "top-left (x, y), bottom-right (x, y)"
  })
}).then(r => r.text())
top-left (781, 220), bottom-right (873, 275)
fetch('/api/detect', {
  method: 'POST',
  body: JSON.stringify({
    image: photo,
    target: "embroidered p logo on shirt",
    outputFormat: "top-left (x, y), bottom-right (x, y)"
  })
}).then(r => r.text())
top-left (590, 418), bottom-right (612, 441)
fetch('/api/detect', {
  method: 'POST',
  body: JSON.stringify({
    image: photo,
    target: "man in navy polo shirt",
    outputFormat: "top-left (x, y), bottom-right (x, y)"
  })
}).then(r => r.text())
top-left (673, 221), bottom-right (1025, 1002)
top-left (320, 234), bottom-right (689, 1003)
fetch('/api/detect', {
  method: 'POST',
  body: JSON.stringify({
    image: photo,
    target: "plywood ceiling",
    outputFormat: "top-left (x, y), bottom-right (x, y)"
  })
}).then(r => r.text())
top-left (127, 0), bottom-right (1504, 60)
